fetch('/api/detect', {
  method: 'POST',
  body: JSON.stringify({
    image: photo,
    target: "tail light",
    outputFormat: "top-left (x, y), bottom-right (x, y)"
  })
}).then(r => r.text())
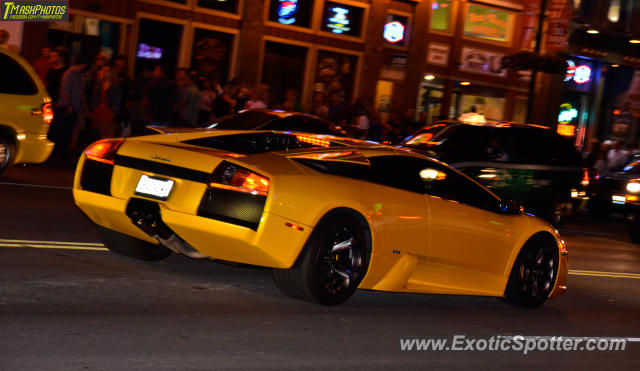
top-left (580, 168), bottom-right (589, 187)
top-left (198, 161), bottom-right (269, 230)
top-left (42, 103), bottom-right (53, 125)
top-left (209, 161), bottom-right (269, 196)
top-left (85, 139), bottom-right (125, 165)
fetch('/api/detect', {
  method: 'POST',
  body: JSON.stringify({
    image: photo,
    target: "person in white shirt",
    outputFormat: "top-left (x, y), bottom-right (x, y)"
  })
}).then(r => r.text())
top-left (606, 140), bottom-right (629, 172)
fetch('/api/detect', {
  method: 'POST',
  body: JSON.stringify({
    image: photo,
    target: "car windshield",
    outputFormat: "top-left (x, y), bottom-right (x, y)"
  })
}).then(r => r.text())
top-left (206, 111), bottom-right (278, 130)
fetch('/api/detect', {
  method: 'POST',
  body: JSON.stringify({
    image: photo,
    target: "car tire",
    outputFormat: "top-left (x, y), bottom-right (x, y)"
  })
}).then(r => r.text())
top-left (629, 215), bottom-right (640, 244)
top-left (96, 225), bottom-right (172, 261)
top-left (273, 214), bottom-right (369, 306)
top-left (505, 237), bottom-right (559, 308)
top-left (0, 134), bottom-right (15, 175)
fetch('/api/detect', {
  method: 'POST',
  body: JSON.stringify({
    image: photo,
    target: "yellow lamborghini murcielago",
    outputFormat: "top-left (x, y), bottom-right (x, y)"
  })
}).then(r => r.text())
top-left (73, 130), bottom-right (567, 306)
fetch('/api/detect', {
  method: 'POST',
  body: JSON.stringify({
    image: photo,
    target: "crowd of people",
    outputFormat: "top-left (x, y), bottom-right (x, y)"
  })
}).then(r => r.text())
top-left (31, 48), bottom-right (431, 157)
top-left (583, 138), bottom-right (639, 176)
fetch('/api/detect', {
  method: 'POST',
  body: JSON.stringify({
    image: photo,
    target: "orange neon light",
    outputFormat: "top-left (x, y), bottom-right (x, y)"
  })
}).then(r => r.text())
top-left (627, 195), bottom-right (639, 202)
top-left (557, 125), bottom-right (576, 136)
top-left (296, 135), bottom-right (331, 147)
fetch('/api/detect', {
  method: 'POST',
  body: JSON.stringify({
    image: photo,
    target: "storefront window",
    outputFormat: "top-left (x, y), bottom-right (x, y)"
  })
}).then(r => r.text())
top-left (321, 1), bottom-right (365, 38)
top-left (431, 0), bottom-right (453, 32)
top-left (458, 94), bottom-right (505, 121)
top-left (383, 13), bottom-right (410, 47)
top-left (464, 3), bottom-right (513, 43)
top-left (191, 28), bottom-right (234, 83)
top-left (48, 14), bottom-right (124, 66)
top-left (135, 18), bottom-right (183, 77)
top-left (197, 0), bottom-right (239, 14)
top-left (314, 49), bottom-right (358, 102)
top-left (268, 0), bottom-right (315, 28)
top-left (262, 41), bottom-right (307, 104)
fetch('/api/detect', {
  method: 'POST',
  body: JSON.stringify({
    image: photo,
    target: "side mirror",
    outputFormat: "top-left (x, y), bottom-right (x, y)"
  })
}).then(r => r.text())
top-left (502, 200), bottom-right (523, 215)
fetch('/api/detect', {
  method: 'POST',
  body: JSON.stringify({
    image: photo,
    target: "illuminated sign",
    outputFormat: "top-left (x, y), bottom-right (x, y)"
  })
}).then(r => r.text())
top-left (557, 102), bottom-right (577, 136)
top-left (384, 21), bottom-right (405, 43)
top-left (565, 60), bottom-right (592, 84)
top-left (327, 7), bottom-right (350, 34)
top-left (321, 2), bottom-right (363, 37)
top-left (573, 65), bottom-right (591, 84)
top-left (383, 13), bottom-right (409, 46)
top-left (277, 0), bottom-right (298, 24)
top-left (464, 4), bottom-right (513, 43)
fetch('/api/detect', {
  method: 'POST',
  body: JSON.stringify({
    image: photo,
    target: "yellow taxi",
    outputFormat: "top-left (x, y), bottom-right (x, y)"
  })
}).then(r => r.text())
top-left (0, 47), bottom-right (54, 174)
top-left (73, 131), bottom-right (568, 307)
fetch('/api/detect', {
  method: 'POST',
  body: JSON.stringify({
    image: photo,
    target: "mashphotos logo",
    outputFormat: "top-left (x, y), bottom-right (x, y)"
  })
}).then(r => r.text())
top-left (2, 0), bottom-right (68, 21)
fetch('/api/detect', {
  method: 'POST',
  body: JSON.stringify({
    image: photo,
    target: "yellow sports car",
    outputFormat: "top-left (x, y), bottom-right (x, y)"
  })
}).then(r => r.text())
top-left (73, 130), bottom-right (568, 307)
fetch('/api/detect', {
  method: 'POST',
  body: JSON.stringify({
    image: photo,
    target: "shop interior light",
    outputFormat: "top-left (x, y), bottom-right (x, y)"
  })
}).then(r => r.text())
top-left (630, 39), bottom-right (640, 44)
top-left (424, 74), bottom-right (435, 80)
top-left (586, 29), bottom-right (600, 34)
top-left (460, 81), bottom-right (471, 86)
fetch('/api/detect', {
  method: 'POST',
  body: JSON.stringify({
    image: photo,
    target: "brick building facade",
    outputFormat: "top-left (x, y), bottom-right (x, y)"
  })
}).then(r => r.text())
top-left (19, 0), bottom-right (529, 123)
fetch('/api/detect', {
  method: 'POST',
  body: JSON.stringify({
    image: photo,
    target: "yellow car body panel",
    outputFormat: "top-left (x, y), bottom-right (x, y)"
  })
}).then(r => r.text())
top-left (0, 47), bottom-right (54, 166)
top-left (73, 131), bottom-right (568, 300)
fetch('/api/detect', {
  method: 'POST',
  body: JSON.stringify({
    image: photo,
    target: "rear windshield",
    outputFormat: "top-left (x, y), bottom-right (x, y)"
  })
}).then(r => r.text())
top-left (183, 132), bottom-right (345, 155)
top-left (207, 111), bottom-right (277, 130)
top-left (0, 53), bottom-right (37, 95)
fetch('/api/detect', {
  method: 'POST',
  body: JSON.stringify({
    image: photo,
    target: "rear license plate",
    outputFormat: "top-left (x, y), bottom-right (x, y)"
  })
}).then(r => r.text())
top-left (135, 175), bottom-right (174, 200)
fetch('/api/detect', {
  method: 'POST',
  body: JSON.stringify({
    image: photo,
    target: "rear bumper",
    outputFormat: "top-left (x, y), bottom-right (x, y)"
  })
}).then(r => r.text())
top-left (73, 188), bottom-right (312, 268)
top-left (15, 132), bottom-right (54, 164)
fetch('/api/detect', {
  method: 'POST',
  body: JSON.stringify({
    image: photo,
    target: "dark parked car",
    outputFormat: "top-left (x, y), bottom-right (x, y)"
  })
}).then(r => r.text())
top-left (400, 120), bottom-right (589, 224)
top-left (590, 153), bottom-right (640, 243)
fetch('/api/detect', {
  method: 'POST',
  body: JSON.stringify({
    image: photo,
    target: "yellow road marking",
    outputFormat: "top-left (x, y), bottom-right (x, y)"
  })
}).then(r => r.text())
top-left (0, 239), bottom-right (104, 247)
top-left (0, 240), bottom-right (639, 280)
top-left (0, 239), bottom-right (107, 251)
top-left (569, 269), bottom-right (640, 279)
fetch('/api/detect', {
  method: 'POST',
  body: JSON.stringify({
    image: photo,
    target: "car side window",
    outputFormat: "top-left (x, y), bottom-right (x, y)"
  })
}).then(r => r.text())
top-left (432, 126), bottom-right (486, 161)
top-left (420, 162), bottom-right (502, 213)
top-left (0, 53), bottom-right (37, 95)
top-left (367, 155), bottom-right (502, 213)
top-left (367, 156), bottom-right (425, 194)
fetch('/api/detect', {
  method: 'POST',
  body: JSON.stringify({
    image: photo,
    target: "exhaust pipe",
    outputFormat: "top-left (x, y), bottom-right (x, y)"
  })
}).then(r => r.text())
top-left (126, 200), bottom-right (206, 259)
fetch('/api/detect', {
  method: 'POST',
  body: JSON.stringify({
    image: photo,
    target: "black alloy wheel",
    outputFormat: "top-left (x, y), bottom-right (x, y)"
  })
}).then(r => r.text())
top-left (506, 239), bottom-right (558, 308)
top-left (273, 214), bottom-right (369, 306)
top-left (315, 222), bottom-right (366, 301)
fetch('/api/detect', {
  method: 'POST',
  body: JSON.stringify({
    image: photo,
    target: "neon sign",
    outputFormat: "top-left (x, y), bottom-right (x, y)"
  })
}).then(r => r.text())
top-left (573, 65), bottom-right (591, 84)
top-left (565, 60), bottom-right (592, 84)
top-left (327, 7), bottom-right (351, 34)
top-left (277, 0), bottom-right (298, 25)
top-left (384, 21), bottom-right (405, 43)
top-left (557, 102), bottom-right (577, 136)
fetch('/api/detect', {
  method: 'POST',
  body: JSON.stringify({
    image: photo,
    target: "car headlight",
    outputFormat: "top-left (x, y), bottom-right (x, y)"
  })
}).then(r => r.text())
top-left (627, 182), bottom-right (640, 193)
